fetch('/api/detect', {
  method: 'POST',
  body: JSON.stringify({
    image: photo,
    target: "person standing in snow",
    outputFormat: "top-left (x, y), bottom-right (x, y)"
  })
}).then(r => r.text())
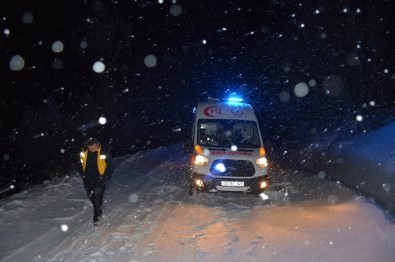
top-left (79, 137), bottom-right (113, 224)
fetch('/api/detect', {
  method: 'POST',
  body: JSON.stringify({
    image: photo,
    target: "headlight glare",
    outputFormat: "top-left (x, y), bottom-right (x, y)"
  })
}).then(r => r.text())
top-left (194, 154), bottom-right (209, 166)
top-left (256, 157), bottom-right (268, 168)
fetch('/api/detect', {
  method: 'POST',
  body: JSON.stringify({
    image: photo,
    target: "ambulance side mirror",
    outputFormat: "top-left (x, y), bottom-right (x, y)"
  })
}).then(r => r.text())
top-left (263, 143), bottom-right (272, 154)
top-left (182, 139), bottom-right (193, 151)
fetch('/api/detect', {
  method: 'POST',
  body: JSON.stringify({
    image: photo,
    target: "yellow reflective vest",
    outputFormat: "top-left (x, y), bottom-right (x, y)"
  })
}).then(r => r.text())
top-left (80, 147), bottom-right (107, 176)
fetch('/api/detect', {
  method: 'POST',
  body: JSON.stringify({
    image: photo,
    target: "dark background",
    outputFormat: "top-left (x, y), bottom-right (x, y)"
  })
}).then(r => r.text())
top-left (1, 0), bottom-right (395, 196)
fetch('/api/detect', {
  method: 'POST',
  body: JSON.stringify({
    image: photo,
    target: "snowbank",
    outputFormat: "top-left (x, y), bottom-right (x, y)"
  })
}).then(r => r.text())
top-left (327, 121), bottom-right (395, 211)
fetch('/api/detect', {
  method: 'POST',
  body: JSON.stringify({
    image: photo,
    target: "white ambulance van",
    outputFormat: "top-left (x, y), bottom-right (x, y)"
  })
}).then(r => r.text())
top-left (188, 96), bottom-right (270, 195)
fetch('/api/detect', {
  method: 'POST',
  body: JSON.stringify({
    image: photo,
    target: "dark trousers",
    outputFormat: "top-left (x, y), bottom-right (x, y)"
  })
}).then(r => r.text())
top-left (83, 178), bottom-right (106, 218)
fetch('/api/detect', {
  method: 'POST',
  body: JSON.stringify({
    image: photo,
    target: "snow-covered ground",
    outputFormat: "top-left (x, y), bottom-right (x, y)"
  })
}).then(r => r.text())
top-left (1, 144), bottom-right (395, 262)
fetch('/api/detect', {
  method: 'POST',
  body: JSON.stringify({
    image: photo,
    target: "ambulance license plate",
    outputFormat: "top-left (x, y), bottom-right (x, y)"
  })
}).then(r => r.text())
top-left (221, 181), bottom-right (244, 187)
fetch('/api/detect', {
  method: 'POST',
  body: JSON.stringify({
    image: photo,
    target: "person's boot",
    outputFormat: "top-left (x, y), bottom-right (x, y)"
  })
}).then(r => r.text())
top-left (93, 215), bottom-right (99, 226)
top-left (93, 209), bottom-right (102, 226)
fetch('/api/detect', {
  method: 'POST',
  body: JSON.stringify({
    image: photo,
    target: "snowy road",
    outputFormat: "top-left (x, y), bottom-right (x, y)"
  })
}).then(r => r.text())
top-left (1, 144), bottom-right (395, 262)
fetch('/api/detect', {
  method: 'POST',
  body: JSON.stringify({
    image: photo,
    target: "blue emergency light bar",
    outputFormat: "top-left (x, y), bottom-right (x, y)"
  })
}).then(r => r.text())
top-left (226, 95), bottom-right (245, 104)
top-left (206, 95), bottom-right (244, 104)
top-left (228, 97), bottom-right (243, 102)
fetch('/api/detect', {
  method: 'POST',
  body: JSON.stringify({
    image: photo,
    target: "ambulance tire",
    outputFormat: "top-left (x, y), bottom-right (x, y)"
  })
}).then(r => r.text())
top-left (253, 190), bottom-right (260, 198)
top-left (188, 183), bottom-right (196, 197)
top-left (250, 187), bottom-right (260, 197)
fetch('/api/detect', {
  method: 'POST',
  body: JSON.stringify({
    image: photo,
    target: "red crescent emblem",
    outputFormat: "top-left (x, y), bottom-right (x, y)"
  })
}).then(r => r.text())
top-left (203, 106), bottom-right (222, 117)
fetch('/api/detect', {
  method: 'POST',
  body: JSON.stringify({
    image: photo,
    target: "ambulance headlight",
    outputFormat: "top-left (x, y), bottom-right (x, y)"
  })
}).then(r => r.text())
top-left (256, 157), bottom-right (268, 168)
top-left (194, 155), bottom-right (209, 166)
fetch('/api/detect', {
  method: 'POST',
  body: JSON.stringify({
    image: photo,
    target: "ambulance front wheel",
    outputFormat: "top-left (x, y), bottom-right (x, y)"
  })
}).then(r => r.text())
top-left (252, 189), bottom-right (261, 197)
top-left (188, 183), bottom-right (197, 197)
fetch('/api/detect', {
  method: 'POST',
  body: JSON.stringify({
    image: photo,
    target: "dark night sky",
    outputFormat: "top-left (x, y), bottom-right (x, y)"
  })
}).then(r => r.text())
top-left (1, 0), bottom-right (395, 193)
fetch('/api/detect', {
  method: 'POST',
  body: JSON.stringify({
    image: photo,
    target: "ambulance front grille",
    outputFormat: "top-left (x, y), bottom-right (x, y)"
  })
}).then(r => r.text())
top-left (210, 159), bottom-right (255, 177)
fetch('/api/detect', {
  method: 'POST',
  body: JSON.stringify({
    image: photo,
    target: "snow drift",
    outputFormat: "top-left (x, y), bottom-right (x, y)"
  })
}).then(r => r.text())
top-left (327, 121), bottom-right (395, 211)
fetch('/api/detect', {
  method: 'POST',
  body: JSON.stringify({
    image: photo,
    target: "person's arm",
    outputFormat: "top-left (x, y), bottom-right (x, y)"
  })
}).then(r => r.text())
top-left (103, 149), bottom-right (114, 181)
top-left (78, 150), bottom-right (85, 178)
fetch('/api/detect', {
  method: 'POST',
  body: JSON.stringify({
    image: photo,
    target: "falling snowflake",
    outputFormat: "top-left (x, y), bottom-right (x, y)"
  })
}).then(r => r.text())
top-left (51, 41), bottom-right (64, 53)
top-left (170, 4), bottom-right (182, 16)
top-left (21, 12), bottom-right (34, 24)
top-left (80, 41), bottom-right (88, 49)
top-left (347, 52), bottom-right (361, 66)
top-left (259, 193), bottom-right (269, 200)
top-left (382, 183), bottom-right (391, 192)
top-left (144, 55), bottom-right (157, 67)
top-left (356, 115), bottom-right (363, 122)
top-left (128, 193), bottom-right (139, 203)
top-left (33, 133), bottom-right (45, 139)
top-left (294, 82), bottom-right (309, 97)
top-left (93, 61), bottom-right (106, 73)
top-left (9, 55), bottom-right (25, 71)
top-left (98, 116), bottom-right (107, 125)
top-left (309, 79), bottom-right (317, 87)
top-left (279, 91), bottom-right (290, 102)
top-left (61, 225), bottom-right (68, 232)
top-left (318, 171), bottom-right (326, 179)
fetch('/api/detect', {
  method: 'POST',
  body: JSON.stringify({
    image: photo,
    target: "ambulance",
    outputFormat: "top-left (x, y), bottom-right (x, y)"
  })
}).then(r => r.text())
top-left (188, 96), bottom-right (270, 195)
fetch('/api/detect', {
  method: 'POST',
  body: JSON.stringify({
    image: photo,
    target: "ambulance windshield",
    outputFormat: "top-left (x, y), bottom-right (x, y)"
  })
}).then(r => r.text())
top-left (197, 119), bottom-right (261, 148)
